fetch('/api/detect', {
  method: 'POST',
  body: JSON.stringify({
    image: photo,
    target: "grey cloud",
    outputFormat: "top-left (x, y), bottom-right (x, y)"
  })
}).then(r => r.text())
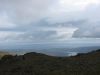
top-left (47, 4), bottom-right (100, 38)
top-left (11, 31), bottom-right (58, 41)
top-left (0, 0), bottom-right (55, 24)
top-left (72, 4), bottom-right (100, 38)
top-left (0, 0), bottom-right (100, 43)
top-left (73, 23), bottom-right (100, 38)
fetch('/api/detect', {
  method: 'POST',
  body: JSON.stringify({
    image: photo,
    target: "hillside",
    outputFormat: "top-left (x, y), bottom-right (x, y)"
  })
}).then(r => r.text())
top-left (0, 51), bottom-right (10, 58)
top-left (0, 49), bottom-right (100, 75)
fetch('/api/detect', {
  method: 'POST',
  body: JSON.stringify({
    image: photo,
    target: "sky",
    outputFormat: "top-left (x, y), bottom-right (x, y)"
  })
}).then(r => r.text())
top-left (0, 0), bottom-right (100, 45)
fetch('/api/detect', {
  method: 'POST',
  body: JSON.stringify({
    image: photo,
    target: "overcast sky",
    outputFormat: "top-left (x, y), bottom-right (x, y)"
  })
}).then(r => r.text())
top-left (0, 0), bottom-right (100, 43)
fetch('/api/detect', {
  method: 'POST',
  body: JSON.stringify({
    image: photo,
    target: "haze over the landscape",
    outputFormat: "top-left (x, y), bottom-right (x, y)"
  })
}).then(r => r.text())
top-left (0, 0), bottom-right (99, 52)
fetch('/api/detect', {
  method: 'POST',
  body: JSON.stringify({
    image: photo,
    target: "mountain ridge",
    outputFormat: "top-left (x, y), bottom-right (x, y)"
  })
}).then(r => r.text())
top-left (0, 49), bottom-right (100, 75)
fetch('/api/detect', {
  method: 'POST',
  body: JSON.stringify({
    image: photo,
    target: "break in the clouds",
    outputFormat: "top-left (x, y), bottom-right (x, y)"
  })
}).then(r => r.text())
top-left (0, 0), bottom-right (100, 42)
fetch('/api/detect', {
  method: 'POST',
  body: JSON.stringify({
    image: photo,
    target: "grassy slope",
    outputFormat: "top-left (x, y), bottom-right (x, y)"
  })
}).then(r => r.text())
top-left (0, 51), bottom-right (10, 58)
top-left (0, 49), bottom-right (100, 75)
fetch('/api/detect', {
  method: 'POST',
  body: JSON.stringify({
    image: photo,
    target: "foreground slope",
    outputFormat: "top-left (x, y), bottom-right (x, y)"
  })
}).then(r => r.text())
top-left (0, 49), bottom-right (100, 75)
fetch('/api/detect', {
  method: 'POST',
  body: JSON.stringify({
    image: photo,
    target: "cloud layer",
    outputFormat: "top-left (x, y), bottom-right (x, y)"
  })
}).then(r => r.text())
top-left (0, 0), bottom-right (100, 43)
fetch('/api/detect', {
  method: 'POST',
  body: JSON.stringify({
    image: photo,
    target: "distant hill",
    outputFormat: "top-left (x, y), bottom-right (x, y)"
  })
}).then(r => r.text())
top-left (0, 49), bottom-right (100, 75)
